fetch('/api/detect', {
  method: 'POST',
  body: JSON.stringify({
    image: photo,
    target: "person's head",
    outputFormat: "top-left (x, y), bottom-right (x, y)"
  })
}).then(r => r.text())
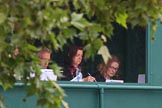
top-left (67, 45), bottom-right (83, 68)
top-left (12, 46), bottom-right (19, 58)
top-left (13, 47), bottom-right (19, 57)
top-left (98, 55), bottom-right (120, 79)
top-left (37, 48), bottom-right (51, 69)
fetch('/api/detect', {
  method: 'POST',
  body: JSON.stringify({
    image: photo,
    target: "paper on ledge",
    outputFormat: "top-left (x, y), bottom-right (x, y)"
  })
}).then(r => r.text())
top-left (40, 69), bottom-right (57, 81)
top-left (106, 79), bottom-right (124, 83)
top-left (70, 72), bottom-right (83, 82)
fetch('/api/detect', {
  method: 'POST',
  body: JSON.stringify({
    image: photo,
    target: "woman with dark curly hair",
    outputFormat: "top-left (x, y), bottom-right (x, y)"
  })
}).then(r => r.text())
top-left (61, 45), bottom-right (96, 82)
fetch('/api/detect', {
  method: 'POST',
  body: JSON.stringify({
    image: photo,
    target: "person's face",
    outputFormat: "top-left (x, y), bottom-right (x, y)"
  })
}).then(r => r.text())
top-left (72, 49), bottom-right (83, 67)
top-left (39, 52), bottom-right (50, 69)
top-left (106, 62), bottom-right (119, 78)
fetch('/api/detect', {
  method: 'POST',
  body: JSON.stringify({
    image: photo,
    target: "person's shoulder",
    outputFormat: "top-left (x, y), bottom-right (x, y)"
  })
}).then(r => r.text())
top-left (59, 65), bottom-right (72, 81)
top-left (92, 71), bottom-right (105, 82)
top-left (62, 65), bottom-right (71, 73)
top-left (92, 71), bottom-right (101, 77)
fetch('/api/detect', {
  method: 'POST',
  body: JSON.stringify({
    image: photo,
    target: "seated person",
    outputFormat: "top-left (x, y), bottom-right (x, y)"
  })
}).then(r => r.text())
top-left (30, 47), bottom-right (57, 81)
top-left (61, 45), bottom-right (96, 82)
top-left (93, 55), bottom-right (123, 83)
top-left (37, 47), bottom-right (51, 69)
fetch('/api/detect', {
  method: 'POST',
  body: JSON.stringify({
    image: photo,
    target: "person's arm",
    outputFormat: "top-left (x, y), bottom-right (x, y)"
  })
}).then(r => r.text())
top-left (82, 72), bottom-right (96, 82)
top-left (92, 71), bottom-right (106, 82)
top-left (82, 76), bottom-right (96, 82)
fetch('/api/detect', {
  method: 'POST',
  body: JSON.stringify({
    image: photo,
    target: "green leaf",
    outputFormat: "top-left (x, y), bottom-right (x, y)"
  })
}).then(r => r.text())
top-left (27, 44), bottom-right (39, 52)
top-left (115, 12), bottom-right (128, 29)
top-left (49, 33), bottom-right (60, 50)
top-left (0, 96), bottom-right (7, 108)
top-left (71, 12), bottom-right (83, 21)
top-left (84, 38), bottom-right (103, 59)
top-left (71, 12), bottom-right (92, 31)
top-left (0, 13), bottom-right (6, 24)
top-left (97, 45), bottom-right (111, 64)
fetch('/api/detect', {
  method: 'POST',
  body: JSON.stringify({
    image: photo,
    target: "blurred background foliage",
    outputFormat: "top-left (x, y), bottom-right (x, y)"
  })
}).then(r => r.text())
top-left (0, 0), bottom-right (162, 108)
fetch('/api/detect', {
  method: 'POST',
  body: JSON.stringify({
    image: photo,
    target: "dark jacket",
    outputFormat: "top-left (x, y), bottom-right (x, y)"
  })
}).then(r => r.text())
top-left (93, 71), bottom-right (121, 82)
top-left (61, 65), bottom-right (88, 81)
top-left (92, 71), bottom-right (106, 82)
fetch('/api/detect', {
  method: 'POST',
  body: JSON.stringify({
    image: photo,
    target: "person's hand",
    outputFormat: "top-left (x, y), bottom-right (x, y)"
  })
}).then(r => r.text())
top-left (82, 76), bottom-right (96, 82)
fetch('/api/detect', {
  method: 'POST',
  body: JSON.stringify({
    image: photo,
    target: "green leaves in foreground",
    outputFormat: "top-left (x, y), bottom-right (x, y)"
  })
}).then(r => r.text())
top-left (0, 0), bottom-right (162, 108)
top-left (0, 96), bottom-right (7, 108)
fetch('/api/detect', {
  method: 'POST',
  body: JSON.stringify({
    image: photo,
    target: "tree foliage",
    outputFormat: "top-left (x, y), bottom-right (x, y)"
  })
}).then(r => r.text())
top-left (0, 0), bottom-right (162, 108)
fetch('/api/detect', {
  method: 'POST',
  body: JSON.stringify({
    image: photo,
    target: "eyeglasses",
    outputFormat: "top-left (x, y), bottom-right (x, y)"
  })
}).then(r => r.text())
top-left (109, 66), bottom-right (119, 71)
top-left (40, 58), bottom-right (51, 63)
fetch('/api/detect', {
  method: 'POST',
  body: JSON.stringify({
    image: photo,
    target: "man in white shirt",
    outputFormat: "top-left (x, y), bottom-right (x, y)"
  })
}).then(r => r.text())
top-left (31, 48), bottom-right (57, 81)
